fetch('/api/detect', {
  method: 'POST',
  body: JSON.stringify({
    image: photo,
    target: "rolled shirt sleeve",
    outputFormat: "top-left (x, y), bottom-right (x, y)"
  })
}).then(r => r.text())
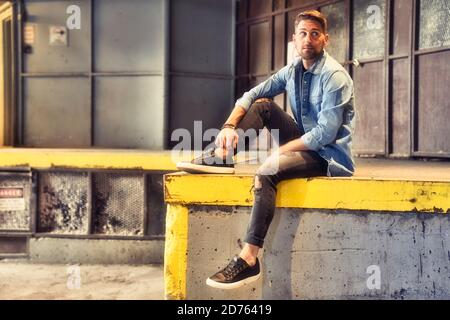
top-left (301, 71), bottom-right (353, 151)
top-left (235, 65), bottom-right (290, 111)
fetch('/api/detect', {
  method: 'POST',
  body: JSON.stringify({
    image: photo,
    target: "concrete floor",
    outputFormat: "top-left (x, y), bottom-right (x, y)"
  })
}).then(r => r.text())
top-left (0, 260), bottom-right (164, 300)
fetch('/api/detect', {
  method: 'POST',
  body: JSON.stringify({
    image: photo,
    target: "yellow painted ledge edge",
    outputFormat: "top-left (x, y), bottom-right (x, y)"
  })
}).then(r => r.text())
top-left (164, 175), bottom-right (450, 214)
top-left (164, 204), bottom-right (188, 300)
top-left (0, 149), bottom-right (179, 171)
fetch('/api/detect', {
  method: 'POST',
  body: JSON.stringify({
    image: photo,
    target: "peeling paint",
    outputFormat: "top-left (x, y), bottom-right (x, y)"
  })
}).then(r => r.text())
top-left (164, 174), bottom-right (450, 213)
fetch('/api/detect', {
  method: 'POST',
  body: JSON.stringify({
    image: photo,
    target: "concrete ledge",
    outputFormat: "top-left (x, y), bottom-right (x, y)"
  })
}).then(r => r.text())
top-left (29, 237), bottom-right (164, 264)
top-left (163, 169), bottom-right (450, 299)
top-left (0, 148), bottom-right (179, 171)
top-left (165, 173), bottom-right (450, 213)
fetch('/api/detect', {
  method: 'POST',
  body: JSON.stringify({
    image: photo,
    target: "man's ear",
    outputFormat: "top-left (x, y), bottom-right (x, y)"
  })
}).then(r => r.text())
top-left (292, 33), bottom-right (295, 42)
top-left (324, 33), bottom-right (329, 47)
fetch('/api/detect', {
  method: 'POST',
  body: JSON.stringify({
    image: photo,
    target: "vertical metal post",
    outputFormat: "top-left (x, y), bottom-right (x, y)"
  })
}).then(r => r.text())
top-left (30, 170), bottom-right (37, 234)
top-left (231, 0), bottom-right (236, 109)
top-left (87, 171), bottom-right (93, 235)
top-left (16, 0), bottom-right (23, 145)
top-left (410, 0), bottom-right (417, 155)
top-left (143, 174), bottom-right (148, 236)
top-left (89, 0), bottom-right (94, 146)
top-left (348, 0), bottom-right (353, 78)
top-left (385, 0), bottom-right (391, 156)
top-left (163, 0), bottom-right (170, 149)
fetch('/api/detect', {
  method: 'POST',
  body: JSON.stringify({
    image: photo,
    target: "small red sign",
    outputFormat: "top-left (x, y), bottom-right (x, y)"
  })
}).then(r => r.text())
top-left (0, 188), bottom-right (24, 198)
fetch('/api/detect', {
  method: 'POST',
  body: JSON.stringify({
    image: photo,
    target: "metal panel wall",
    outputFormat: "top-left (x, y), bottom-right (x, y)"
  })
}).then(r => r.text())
top-left (413, 0), bottom-right (450, 157)
top-left (352, 63), bottom-right (386, 155)
top-left (94, 76), bottom-right (164, 149)
top-left (94, 0), bottom-right (164, 72)
top-left (21, 0), bottom-right (166, 149)
top-left (170, 0), bottom-right (232, 75)
top-left (24, 77), bottom-right (90, 147)
top-left (416, 51), bottom-right (450, 155)
top-left (273, 14), bottom-right (285, 70)
top-left (170, 76), bottom-right (233, 149)
top-left (320, 1), bottom-right (347, 64)
top-left (391, 0), bottom-right (411, 56)
top-left (287, 0), bottom-right (317, 8)
top-left (352, 0), bottom-right (386, 155)
top-left (169, 0), bottom-right (235, 149)
top-left (249, 22), bottom-right (270, 75)
top-left (248, 0), bottom-right (271, 18)
top-left (353, 0), bottom-right (386, 60)
top-left (389, 0), bottom-right (412, 157)
top-left (23, 0), bottom-right (90, 73)
top-left (236, 0), bottom-right (450, 159)
top-left (390, 59), bottom-right (410, 157)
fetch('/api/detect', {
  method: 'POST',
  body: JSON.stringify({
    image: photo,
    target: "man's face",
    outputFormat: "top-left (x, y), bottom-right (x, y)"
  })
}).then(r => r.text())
top-left (292, 19), bottom-right (329, 61)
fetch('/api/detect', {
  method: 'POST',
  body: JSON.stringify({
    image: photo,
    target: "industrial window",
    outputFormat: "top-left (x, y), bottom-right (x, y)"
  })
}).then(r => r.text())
top-left (418, 0), bottom-right (450, 50)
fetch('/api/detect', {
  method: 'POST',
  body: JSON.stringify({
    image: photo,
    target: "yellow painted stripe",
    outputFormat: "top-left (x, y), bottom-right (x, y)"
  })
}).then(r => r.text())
top-left (164, 204), bottom-right (188, 300)
top-left (164, 174), bottom-right (450, 213)
top-left (0, 148), bottom-right (183, 171)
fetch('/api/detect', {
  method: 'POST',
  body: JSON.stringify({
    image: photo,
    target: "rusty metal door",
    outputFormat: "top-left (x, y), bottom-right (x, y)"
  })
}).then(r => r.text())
top-left (351, 0), bottom-right (387, 156)
top-left (413, 0), bottom-right (450, 157)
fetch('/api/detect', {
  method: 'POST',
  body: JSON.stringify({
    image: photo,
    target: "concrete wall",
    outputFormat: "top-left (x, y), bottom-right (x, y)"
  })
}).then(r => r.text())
top-left (30, 238), bottom-right (164, 264)
top-left (186, 205), bottom-right (450, 299)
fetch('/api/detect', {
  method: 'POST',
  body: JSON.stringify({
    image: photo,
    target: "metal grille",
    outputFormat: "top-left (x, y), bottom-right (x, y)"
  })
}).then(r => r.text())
top-left (0, 175), bottom-right (30, 231)
top-left (38, 172), bottom-right (89, 234)
top-left (146, 174), bottom-right (165, 236)
top-left (93, 173), bottom-right (144, 236)
top-left (419, 0), bottom-right (450, 50)
top-left (353, 0), bottom-right (386, 59)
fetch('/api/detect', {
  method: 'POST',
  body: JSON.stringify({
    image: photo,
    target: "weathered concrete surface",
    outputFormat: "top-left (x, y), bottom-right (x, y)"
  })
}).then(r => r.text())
top-left (0, 261), bottom-right (164, 300)
top-left (29, 238), bottom-right (164, 265)
top-left (186, 206), bottom-right (450, 299)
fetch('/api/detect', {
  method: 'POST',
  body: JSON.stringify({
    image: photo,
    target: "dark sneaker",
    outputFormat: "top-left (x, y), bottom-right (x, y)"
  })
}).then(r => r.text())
top-left (206, 256), bottom-right (261, 289)
top-left (176, 148), bottom-right (235, 174)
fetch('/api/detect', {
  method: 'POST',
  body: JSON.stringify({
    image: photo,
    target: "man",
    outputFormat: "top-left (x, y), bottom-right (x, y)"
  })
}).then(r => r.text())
top-left (177, 10), bottom-right (355, 289)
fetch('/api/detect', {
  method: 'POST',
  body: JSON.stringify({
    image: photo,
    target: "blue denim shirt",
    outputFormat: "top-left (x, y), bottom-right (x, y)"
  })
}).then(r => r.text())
top-left (236, 50), bottom-right (355, 177)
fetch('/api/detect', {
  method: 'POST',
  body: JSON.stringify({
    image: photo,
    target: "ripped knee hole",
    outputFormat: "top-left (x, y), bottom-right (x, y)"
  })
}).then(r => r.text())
top-left (254, 175), bottom-right (262, 189)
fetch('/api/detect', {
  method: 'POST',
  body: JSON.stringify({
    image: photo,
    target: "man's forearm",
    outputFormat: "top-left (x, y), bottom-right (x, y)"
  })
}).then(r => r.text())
top-left (223, 105), bottom-right (247, 127)
top-left (279, 136), bottom-right (310, 153)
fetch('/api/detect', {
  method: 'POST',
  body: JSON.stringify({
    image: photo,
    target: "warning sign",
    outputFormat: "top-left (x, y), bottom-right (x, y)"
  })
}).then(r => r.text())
top-left (0, 188), bottom-right (25, 211)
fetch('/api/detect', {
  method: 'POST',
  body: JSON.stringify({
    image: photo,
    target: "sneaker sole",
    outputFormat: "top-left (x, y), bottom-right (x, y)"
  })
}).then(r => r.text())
top-left (176, 162), bottom-right (235, 174)
top-left (205, 272), bottom-right (261, 290)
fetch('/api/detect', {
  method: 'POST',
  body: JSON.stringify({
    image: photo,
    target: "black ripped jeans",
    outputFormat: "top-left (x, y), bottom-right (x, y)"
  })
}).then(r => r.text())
top-left (235, 100), bottom-right (328, 248)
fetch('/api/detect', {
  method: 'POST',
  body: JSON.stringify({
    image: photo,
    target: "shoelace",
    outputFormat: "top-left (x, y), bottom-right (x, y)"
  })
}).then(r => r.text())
top-left (192, 148), bottom-right (215, 161)
top-left (222, 258), bottom-right (247, 279)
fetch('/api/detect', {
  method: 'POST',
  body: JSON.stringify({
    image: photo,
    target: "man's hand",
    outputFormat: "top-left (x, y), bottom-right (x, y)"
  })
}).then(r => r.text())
top-left (215, 127), bottom-right (239, 151)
